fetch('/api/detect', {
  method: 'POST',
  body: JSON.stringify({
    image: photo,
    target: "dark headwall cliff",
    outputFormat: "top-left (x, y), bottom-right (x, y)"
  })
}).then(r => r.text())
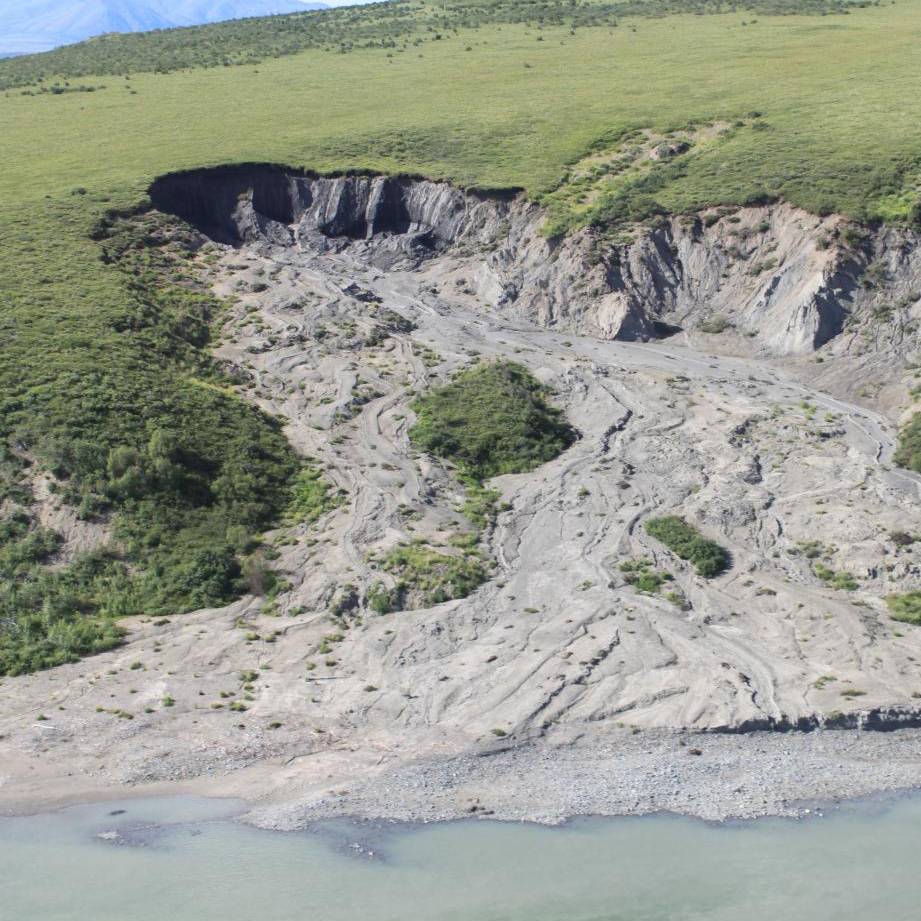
top-left (147, 165), bottom-right (921, 360)
top-left (149, 164), bottom-right (305, 244)
top-left (148, 165), bottom-right (518, 248)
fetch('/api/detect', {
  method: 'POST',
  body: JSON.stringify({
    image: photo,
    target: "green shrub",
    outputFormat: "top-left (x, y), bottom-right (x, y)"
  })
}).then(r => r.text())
top-left (814, 562), bottom-right (858, 592)
top-left (410, 361), bottom-right (576, 483)
top-left (644, 516), bottom-right (729, 577)
top-left (618, 557), bottom-right (671, 593)
top-left (286, 465), bottom-right (343, 524)
top-left (0, 610), bottom-right (124, 677)
top-left (666, 590), bottom-right (689, 609)
top-left (462, 486), bottom-right (502, 529)
top-left (631, 570), bottom-right (669, 593)
top-left (367, 581), bottom-right (400, 615)
top-left (895, 414), bottom-right (921, 473)
top-left (886, 592), bottom-right (921, 625)
top-left (698, 315), bottom-right (730, 335)
top-left (373, 542), bottom-right (491, 611)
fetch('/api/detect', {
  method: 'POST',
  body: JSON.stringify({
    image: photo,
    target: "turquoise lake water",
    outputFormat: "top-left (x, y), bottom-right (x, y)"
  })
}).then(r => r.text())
top-left (1, 794), bottom-right (918, 920)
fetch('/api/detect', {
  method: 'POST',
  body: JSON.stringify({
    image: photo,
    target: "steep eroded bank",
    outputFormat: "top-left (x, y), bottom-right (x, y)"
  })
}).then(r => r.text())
top-left (152, 165), bottom-right (921, 368)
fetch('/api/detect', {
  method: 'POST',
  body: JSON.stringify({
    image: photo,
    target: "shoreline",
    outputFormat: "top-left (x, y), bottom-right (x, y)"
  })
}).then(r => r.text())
top-left (245, 727), bottom-right (921, 829)
top-left (5, 725), bottom-right (921, 830)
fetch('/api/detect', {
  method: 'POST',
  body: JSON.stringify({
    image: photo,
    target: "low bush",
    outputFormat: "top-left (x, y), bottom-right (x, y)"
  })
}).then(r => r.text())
top-left (286, 465), bottom-right (343, 524)
top-left (814, 562), bottom-right (859, 592)
top-left (886, 592), bottom-right (921, 625)
top-left (698, 315), bottom-right (731, 335)
top-left (462, 486), bottom-right (502, 530)
top-left (371, 542), bottom-right (491, 612)
top-left (895, 414), bottom-right (921, 473)
top-left (618, 557), bottom-right (671, 593)
top-left (644, 516), bottom-right (729, 578)
top-left (410, 360), bottom-right (576, 483)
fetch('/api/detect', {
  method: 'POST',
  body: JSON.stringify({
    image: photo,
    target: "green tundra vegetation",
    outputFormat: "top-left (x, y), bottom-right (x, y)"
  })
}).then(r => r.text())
top-left (886, 592), bottom-right (921, 626)
top-left (1, 0), bottom-right (920, 671)
top-left (644, 516), bottom-right (730, 577)
top-left (0, 211), bottom-right (303, 675)
top-left (409, 360), bottom-right (577, 482)
top-left (894, 417), bottom-right (921, 475)
top-left (0, 0), bottom-right (869, 90)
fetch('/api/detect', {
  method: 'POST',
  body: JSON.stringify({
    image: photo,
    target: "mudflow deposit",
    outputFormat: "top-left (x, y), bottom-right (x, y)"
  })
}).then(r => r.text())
top-left (7, 165), bottom-right (921, 825)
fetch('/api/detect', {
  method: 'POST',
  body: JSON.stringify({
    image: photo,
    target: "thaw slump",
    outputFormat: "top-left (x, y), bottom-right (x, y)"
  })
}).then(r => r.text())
top-left (151, 165), bottom-right (921, 361)
top-left (5, 166), bottom-right (921, 822)
top-left (134, 164), bottom-right (921, 733)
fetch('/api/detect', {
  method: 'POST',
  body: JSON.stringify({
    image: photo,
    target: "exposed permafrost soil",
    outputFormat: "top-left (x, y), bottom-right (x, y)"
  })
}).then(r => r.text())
top-left (5, 169), bottom-right (921, 824)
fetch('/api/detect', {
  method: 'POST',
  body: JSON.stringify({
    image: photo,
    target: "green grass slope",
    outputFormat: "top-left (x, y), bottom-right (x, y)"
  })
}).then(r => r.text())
top-left (0, 209), bottom-right (301, 675)
top-left (2, 1), bottom-right (921, 222)
top-left (0, 0), bottom-right (864, 89)
top-left (1, 0), bottom-right (921, 672)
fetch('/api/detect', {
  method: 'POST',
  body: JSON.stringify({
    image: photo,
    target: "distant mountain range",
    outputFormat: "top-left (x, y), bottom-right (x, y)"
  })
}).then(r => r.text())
top-left (0, 1), bottom-right (329, 55)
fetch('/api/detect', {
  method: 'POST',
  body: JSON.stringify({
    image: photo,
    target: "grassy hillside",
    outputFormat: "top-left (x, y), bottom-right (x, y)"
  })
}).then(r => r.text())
top-left (0, 209), bottom-right (301, 675)
top-left (2, 2), bottom-right (920, 223)
top-left (0, 0), bottom-right (862, 88)
top-left (1, 0), bottom-right (920, 672)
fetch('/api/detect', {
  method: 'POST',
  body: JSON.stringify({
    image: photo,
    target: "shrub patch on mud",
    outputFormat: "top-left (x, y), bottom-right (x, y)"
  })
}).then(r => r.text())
top-left (409, 360), bottom-right (576, 482)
